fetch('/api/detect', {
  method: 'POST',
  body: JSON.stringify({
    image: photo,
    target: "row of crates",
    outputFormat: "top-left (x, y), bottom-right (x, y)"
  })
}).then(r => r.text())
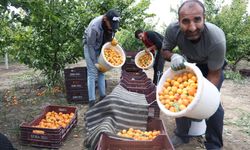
top-left (120, 59), bottom-right (160, 118)
top-left (95, 51), bottom-right (174, 150)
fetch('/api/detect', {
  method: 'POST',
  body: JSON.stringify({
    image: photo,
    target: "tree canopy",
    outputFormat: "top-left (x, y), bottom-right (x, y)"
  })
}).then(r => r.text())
top-left (0, 0), bottom-right (153, 86)
top-left (0, 0), bottom-right (250, 85)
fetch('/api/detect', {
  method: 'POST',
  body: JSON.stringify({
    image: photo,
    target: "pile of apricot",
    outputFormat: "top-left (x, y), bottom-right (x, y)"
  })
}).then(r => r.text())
top-left (158, 72), bottom-right (198, 112)
top-left (137, 52), bottom-right (152, 68)
top-left (32, 111), bottom-right (75, 134)
top-left (117, 128), bottom-right (160, 140)
top-left (104, 48), bottom-right (123, 66)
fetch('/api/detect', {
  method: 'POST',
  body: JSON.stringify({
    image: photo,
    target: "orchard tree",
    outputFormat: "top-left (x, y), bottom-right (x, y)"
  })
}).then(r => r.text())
top-left (2, 0), bottom-right (153, 86)
top-left (212, 0), bottom-right (250, 70)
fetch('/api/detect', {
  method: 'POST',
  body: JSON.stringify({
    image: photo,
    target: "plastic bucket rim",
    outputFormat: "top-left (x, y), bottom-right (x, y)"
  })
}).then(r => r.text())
top-left (134, 50), bottom-right (154, 70)
top-left (156, 62), bottom-right (204, 117)
top-left (101, 42), bottom-right (126, 68)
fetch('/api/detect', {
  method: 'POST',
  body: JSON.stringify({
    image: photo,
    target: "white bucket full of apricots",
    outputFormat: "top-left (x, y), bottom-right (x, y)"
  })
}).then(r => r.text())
top-left (157, 62), bottom-right (221, 119)
top-left (135, 50), bottom-right (154, 70)
top-left (97, 42), bottom-right (126, 73)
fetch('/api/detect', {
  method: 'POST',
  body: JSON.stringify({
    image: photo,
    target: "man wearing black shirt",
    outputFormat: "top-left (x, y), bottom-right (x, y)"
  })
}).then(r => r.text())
top-left (135, 29), bottom-right (165, 84)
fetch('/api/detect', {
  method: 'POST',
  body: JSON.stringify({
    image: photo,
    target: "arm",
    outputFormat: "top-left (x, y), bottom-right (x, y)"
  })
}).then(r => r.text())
top-left (146, 45), bottom-right (157, 53)
top-left (207, 69), bottom-right (222, 87)
top-left (161, 22), bottom-right (186, 70)
top-left (146, 31), bottom-right (163, 53)
top-left (161, 50), bottom-right (174, 61)
top-left (86, 28), bottom-right (98, 63)
top-left (161, 24), bottom-right (177, 61)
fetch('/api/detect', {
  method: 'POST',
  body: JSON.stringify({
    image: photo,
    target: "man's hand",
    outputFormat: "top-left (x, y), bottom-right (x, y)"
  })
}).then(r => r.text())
top-left (111, 38), bottom-right (118, 46)
top-left (170, 54), bottom-right (186, 71)
top-left (95, 63), bottom-right (108, 73)
top-left (144, 48), bottom-right (150, 53)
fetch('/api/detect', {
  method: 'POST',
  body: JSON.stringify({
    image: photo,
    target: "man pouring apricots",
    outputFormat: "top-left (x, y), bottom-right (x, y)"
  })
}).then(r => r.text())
top-left (83, 9), bottom-right (121, 108)
top-left (161, 0), bottom-right (226, 150)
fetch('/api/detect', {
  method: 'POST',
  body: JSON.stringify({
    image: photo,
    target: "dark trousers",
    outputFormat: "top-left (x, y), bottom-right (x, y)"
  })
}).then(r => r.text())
top-left (153, 50), bottom-right (165, 85)
top-left (0, 133), bottom-right (16, 150)
top-left (175, 64), bottom-right (224, 149)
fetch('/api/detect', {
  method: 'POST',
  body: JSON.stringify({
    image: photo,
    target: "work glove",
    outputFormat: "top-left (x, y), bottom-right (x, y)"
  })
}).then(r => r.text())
top-left (170, 54), bottom-right (186, 71)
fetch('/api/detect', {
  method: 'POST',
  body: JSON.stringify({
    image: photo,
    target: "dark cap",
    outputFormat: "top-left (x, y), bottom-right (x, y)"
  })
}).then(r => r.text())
top-left (105, 9), bottom-right (120, 31)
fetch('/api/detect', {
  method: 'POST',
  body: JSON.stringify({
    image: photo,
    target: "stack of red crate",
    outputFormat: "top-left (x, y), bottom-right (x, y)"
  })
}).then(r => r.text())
top-left (122, 51), bottom-right (142, 72)
top-left (120, 51), bottom-right (160, 118)
top-left (120, 70), bottom-right (159, 118)
top-left (64, 67), bottom-right (88, 104)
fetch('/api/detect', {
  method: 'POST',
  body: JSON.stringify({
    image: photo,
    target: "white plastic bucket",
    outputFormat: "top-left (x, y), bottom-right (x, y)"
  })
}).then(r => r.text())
top-left (188, 119), bottom-right (206, 136)
top-left (97, 42), bottom-right (126, 73)
top-left (135, 51), bottom-right (154, 70)
top-left (157, 62), bottom-right (221, 119)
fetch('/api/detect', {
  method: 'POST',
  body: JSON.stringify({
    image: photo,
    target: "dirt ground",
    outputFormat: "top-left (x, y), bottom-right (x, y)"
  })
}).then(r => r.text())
top-left (0, 60), bottom-right (249, 150)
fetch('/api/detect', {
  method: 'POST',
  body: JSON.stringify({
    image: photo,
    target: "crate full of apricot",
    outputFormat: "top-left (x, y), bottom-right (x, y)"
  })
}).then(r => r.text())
top-left (20, 105), bottom-right (77, 149)
top-left (96, 118), bottom-right (174, 150)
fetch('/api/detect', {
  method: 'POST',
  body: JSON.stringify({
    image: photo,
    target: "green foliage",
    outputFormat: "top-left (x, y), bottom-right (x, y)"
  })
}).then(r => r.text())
top-left (116, 21), bottom-right (156, 51)
top-left (1, 0), bottom-right (154, 86)
top-left (224, 70), bottom-right (244, 82)
top-left (8, 0), bottom-right (86, 86)
top-left (81, 0), bottom-right (154, 51)
top-left (115, 30), bottom-right (144, 51)
top-left (209, 0), bottom-right (250, 70)
top-left (204, 0), bottom-right (221, 21)
top-left (0, 5), bottom-right (15, 56)
top-left (224, 109), bottom-right (250, 136)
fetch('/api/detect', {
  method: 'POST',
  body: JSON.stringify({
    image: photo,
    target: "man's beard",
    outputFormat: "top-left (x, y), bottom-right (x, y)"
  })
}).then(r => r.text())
top-left (185, 26), bottom-right (204, 42)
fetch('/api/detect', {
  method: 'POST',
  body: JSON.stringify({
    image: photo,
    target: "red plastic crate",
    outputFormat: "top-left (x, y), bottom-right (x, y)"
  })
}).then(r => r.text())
top-left (122, 62), bottom-right (142, 72)
top-left (125, 51), bottom-right (137, 59)
top-left (121, 74), bottom-right (148, 81)
top-left (125, 51), bottom-right (137, 63)
top-left (125, 84), bottom-right (156, 95)
top-left (148, 101), bottom-right (160, 118)
top-left (65, 79), bottom-right (87, 91)
top-left (96, 118), bottom-right (174, 150)
top-left (120, 78), bottom-right (152, 88)
top-left (121, 71), bottom-right (147, 79)
top-left (20, 105), bottom-right (78, 149)
top-left (66, 89), bottom-right (88, 104)
top-left (64, 67), bottom-right (87, 80)
top-left (120, 76), bottom-right (151, 84)
top-left (121, 70), bottom-right (145, 77)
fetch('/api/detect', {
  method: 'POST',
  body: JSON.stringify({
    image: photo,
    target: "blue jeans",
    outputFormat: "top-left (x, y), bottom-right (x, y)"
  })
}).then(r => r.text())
top-left (175, 63), bottom-right (225, 149)
top-left (83, 45), bottom-right (106, 102)
top-left (153, 50), bottom-right (165, 85)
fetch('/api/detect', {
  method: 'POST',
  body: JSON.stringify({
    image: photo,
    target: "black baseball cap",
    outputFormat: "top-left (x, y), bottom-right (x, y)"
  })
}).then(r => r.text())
top-left (105, 9), bottom-right (120, 31)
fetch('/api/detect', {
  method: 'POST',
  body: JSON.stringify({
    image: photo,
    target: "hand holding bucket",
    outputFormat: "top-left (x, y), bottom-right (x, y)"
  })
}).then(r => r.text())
top-left (156, 62), bottom-right (221, 119)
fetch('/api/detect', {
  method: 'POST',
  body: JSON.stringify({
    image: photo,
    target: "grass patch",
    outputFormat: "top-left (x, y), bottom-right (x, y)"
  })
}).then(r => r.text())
top-left (224, 109), bottom-right (250, 136)
top-left (224, 70), bottom-right (245, 82)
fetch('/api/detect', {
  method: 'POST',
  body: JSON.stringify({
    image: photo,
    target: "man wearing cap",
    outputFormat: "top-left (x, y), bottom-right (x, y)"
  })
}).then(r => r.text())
top-left (83, 9), bottom-right (120, 108)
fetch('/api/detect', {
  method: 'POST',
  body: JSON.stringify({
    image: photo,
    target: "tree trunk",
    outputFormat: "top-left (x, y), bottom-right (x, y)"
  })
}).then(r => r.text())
top-left (5, 52), bottom-right (9, 69)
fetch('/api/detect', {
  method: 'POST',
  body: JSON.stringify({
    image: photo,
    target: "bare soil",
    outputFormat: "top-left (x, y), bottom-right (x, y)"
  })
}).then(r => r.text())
top-left (0, 60), bottom-right (249, 150)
